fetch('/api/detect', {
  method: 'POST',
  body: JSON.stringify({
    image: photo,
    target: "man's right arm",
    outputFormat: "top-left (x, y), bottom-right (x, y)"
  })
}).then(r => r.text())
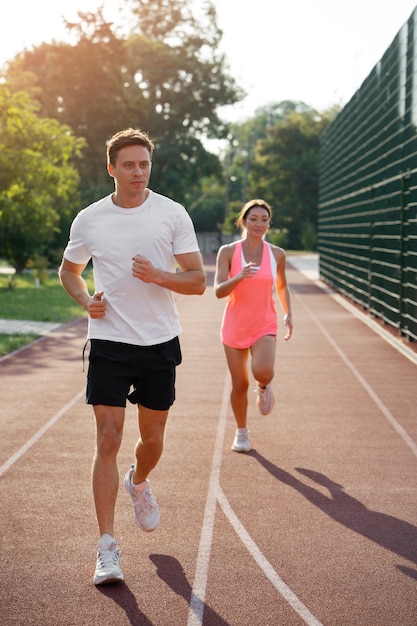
top-left (59, 258), bottom-right (106, 318)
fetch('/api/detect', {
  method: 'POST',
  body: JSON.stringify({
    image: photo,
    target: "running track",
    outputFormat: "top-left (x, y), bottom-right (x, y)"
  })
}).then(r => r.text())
top-left (1, 258), bottom-right (416, 625)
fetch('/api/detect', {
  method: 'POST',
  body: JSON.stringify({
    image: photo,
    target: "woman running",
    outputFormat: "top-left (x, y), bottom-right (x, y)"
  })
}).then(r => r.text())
top-left (214, 199), bottom-right (293, 452)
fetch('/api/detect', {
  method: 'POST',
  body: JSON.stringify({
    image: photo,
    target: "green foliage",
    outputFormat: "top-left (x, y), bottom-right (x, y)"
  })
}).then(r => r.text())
top-left (120, 0), bottom-right (243, 201)
top-left (255, 108), bottom-right (333, 249)
top-left (26, 254), bottom-right (49, 285)
top-left (267, 228), bottom-right (289, 249)
top-left (5, 9), bottom-right (131, 206)
top-left (185, 177), bottom-right (225, 231)
top-left (300, 221), bottom-right (317, 251)
top-left (5, 0), bottom-right (242, 207)
top-left (0, 85), bottom-right (85, 272)
top-left (222, 103), bottom-right (335, 250)
top-left (222, 200), bottom-right (243, 235)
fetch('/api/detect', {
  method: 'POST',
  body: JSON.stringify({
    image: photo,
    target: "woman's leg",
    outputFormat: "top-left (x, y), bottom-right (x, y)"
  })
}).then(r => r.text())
top-left (250, 335), bottom-right (276, 387)
top-left (224, 345), bottom-right (250, 429)
top-left (251, 335), bottom-right (276, 415)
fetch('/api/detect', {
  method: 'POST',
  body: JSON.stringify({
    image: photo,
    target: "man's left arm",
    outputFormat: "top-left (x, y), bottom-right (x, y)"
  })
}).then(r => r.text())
top-left (132, 251), bottom-right (206, 295)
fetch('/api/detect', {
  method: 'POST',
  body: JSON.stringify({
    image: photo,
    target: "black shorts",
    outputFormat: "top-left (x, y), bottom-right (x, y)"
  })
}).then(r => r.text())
top-left (86, 338), bottom-right (182, 410)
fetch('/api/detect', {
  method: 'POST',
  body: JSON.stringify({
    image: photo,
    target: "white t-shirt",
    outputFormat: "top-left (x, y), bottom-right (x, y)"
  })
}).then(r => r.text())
top-left (63, 191), bottom-right (200, 346)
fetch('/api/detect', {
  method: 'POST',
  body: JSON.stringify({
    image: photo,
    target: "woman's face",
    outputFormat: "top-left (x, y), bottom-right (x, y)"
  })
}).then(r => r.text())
top-left (244, 207), bottom-right (270, 236)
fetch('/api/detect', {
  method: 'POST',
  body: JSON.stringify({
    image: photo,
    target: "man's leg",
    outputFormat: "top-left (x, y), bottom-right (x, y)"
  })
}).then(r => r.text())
top-left (123, 405), bottom-right (169, 532)
top-left (133, 405), bottom-right (169, 483)
top-left (92, 405), bottom-right (125, 538)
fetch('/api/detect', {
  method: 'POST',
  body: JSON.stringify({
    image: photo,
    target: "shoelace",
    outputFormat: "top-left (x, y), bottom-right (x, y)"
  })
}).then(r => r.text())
top-left (257, 387), bottom-right (271, 405)
top-left (97, 546), bottom-right (120, 569)
top-left (236, 432), bottom-right (249, 443)
top-left (133, 488), bottom-right (158, 512)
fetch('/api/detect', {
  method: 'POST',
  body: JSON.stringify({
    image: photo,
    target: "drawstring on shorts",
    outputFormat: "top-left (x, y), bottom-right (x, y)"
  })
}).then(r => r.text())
top-left (82, 339), bottom-right (90, 372)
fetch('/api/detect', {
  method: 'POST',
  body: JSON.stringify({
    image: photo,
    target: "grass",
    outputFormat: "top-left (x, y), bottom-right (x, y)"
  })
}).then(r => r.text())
top-left (0, 270), bottom-right (93, 357)
top-left (0, 333), bottom-right (39, 357)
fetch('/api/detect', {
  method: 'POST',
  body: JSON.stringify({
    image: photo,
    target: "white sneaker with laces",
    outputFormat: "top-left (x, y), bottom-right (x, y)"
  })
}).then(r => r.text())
top-left (124, 466), bottom-right (160, 532)
top-left (231, 428), bottom-right (251, 453)
top-left (256, 384), bottom-right (275, 415)
top-left (93, 534), bottom-right (124, 586)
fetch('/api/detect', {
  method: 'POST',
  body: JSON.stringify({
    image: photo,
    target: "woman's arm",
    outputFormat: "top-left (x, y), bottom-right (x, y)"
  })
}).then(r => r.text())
top-left (214, 244), bottom-right (257, 299)
top-left (274, 248), bottom-right (293, 341)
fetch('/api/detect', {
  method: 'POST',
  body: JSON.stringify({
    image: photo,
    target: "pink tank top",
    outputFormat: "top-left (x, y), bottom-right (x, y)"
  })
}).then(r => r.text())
top-left (220, 240), bottom-right (278, 348)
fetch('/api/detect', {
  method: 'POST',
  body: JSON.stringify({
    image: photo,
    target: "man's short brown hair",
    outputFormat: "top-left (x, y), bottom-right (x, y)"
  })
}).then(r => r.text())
top-left (107, 128), bottom-right (154, 166)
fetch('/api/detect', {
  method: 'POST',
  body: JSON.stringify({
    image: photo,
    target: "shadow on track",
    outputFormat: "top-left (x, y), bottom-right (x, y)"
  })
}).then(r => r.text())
top-left (149, 554), bottom-right (230, 625)
top-left (96, 583), bottom-right (153, 625)
top-left (250, 450), bottom-right (417, 579)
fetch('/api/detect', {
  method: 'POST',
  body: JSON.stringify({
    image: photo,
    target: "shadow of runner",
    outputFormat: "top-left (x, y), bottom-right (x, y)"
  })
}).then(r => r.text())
top-left (96, 583), bottom-right (153, 625)
top-left (149, 554), bottom-right (231, 626)
top-left (250, 450), bottom-right (417, 578)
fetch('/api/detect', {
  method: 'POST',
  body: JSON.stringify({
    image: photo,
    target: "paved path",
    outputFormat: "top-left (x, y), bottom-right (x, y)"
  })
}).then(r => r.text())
top-left (0, 319), bottom-right (61, 335)
top-left (286, 253), bottom-right (319, 281)
top-left (1, 258), bottom-right (416, 626)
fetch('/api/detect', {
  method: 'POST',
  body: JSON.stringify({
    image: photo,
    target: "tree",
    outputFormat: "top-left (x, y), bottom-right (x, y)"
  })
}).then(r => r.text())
top-left (187, 177), bottom-right (224, 231)
top-left (0, 85), bottom-right (85, 272)
top-left (4, 0), bottom-right (243, 207)
top-left (115, 0), bottom-right (243, 200)
top-left (247, 106), bottom-right (334, 249)
top-left (219, 101), bottom-right (309, 230)
top-left (4, 7), bottom-right (131, 207)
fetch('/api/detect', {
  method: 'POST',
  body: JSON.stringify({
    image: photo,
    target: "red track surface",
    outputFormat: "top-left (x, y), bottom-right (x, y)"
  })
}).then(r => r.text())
top-left (1, 260), bottom-right (416, 625)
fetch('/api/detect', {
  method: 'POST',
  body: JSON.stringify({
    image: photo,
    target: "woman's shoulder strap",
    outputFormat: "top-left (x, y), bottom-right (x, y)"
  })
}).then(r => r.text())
top-left (266, 242), bottom-right (278, 281)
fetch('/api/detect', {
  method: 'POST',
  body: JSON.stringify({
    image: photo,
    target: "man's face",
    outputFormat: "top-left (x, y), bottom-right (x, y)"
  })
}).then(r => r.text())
top-left (108, 145), bottom-right (152, 195)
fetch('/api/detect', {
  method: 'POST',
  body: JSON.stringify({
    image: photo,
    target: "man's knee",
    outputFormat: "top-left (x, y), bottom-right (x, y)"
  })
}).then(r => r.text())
top-left (95, 407), bottom-right (124, 457)
top-left (97, 426), bottom-right (123, 458)
top-left (141, 429), bottom-right (164, 455)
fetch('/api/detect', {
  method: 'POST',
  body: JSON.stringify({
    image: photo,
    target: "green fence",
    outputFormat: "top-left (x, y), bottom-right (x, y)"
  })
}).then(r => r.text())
top-left (318, 7), bottom-right (417, 342)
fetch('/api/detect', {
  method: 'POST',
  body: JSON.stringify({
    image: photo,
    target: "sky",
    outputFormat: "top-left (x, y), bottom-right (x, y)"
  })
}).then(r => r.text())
top-left (1, 0), bottom-right (417, 122)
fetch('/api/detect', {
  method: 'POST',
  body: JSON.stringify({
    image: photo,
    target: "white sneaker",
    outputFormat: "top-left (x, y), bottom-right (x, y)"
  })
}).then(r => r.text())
top-left (124, 466), bottom-right (160, 532)
top-left (231, 428), bottom-right (251, 453)
top-left (256, 384), bottom-right (275, 415)
top-left (93, 534), bottom-right (124, 585)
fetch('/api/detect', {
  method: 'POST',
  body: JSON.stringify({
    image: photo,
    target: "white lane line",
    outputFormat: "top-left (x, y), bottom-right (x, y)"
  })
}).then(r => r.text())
top-left (0, 389), bottom-right (85, 476)
top-left (217, 487), bottom-right (324, 626)
top-left (187, 373), bottom-right (324, 626)
top-left (297, 294), bottom-right (417, 459)
top-left (187, 375), bottom-right (230, 626)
